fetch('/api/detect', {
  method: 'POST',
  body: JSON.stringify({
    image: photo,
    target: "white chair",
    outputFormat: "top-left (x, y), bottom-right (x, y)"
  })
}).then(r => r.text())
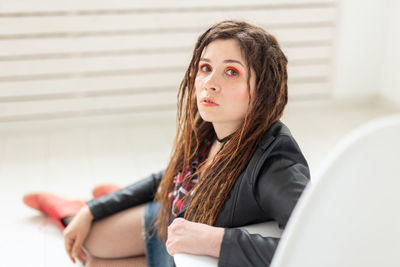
top-left (270, 114), bottom-right (400, 267)
top-left (175, 114), bottom-right (400, 267)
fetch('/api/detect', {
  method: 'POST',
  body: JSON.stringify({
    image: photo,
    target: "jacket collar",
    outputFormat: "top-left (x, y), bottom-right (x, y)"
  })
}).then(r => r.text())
top-left (258, 120), bottom-right (289, 150)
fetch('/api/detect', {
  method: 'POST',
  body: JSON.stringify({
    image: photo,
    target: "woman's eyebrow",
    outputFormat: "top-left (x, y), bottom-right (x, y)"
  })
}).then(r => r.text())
top-left (200, 57), bottom-right (244, 67)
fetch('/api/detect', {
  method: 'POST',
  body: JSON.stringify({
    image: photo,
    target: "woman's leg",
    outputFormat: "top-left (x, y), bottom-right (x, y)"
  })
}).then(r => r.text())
top-left (84, 204), bottom-right (146, 259)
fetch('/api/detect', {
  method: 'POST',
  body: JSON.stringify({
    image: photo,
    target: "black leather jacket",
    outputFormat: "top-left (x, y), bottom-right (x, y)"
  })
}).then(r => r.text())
top-left (87, 120), bottom-right (310, 267)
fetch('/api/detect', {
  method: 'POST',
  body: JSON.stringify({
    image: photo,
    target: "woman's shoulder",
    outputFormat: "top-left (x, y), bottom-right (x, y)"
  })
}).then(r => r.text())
top-left (252, 120), bottom-right (310, 181)
top-left (258, 120), bottom-right (297, 150)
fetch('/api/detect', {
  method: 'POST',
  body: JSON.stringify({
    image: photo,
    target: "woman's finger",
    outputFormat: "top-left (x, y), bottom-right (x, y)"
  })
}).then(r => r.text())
top-left (165, 238), bottom-right (172, 256)
top-left (71, 236), bottom-right (83, 260)
top-left (64, 236), bottom-right (75, 263)
top-left (76, 251), bottom-right (85, 264)
top-left (76, 247), bottom-right (86, 264)
top-left (76, 254), bottom-right (84, 264)
top-left (80, 247), bottom-right (87, 258)
top-left (167, 245), bottom-right (174, 256)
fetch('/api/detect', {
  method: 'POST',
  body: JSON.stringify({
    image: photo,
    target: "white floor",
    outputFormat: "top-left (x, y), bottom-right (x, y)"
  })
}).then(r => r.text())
top-left (1, 97), bottom-right (399, 266)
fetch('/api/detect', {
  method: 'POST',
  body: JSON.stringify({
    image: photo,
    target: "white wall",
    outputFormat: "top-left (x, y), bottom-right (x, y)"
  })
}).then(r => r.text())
top-left (0, 0), bottom-right (337, 122)
top-left (380, 0), bottom-right (400, 106)
top-left (333, 0), bottom-right (400, 106)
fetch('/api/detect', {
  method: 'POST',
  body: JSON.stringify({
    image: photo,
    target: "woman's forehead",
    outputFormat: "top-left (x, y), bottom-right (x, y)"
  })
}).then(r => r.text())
top-left (201, 39), bottom-right (246, 64)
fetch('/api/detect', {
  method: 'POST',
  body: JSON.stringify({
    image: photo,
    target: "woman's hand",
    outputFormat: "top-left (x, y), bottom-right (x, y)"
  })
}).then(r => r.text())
top-left (63, 204), bottom-right (94, 264)
top-left (166, 218), bottom-right (224, 258)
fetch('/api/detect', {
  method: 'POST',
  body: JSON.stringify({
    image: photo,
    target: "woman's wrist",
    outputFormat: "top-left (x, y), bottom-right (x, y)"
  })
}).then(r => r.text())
top-left (79, 204), bottom-right (94, 221)
top-left (205, 226), bottom-right (224, 258)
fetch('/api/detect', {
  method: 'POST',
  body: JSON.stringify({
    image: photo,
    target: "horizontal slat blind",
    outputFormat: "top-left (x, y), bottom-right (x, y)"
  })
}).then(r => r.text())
top-left (0, 0), bottom-right (337, 122)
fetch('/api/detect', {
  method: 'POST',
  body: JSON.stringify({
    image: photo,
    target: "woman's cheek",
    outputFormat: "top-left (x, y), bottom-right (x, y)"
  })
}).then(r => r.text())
top-left (228, 90), bottom-right (250, 118)
top-left (230, 88), bottom-right (250, 105)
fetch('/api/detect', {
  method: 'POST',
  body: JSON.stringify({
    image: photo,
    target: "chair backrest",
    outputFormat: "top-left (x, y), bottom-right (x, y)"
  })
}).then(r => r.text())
top-left (270, 114), bottom-right (400, 267)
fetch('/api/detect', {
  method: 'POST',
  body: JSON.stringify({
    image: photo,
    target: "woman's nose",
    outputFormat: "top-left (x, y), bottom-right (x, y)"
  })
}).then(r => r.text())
top-left (204, 72), bottom-right (220, 92)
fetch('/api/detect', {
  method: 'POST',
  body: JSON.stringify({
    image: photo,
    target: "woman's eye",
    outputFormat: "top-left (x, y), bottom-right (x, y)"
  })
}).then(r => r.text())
top-left (200, 64), bottom-right (211, 72)
top-left (226, 68), bottom-right (239, 76)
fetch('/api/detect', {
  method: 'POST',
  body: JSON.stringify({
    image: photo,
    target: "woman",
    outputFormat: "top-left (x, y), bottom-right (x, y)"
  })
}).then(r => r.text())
top-left (24, 20), bottom-right (310, 267)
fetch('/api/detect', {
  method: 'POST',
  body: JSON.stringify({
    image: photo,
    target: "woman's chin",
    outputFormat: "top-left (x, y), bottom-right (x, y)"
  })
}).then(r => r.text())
top-left (198, 113), bottom-right (216, 123)
top-left (200, 117), bottom-right (213, 123)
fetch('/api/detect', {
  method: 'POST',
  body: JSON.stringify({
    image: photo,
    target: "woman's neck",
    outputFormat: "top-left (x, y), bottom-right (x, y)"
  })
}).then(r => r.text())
top-left (212, 121), bottom-right (240, 142)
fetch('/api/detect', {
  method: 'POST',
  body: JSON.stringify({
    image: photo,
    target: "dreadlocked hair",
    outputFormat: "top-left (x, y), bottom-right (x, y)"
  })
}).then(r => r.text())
top-left (153, 20), bottom-right (288, 240)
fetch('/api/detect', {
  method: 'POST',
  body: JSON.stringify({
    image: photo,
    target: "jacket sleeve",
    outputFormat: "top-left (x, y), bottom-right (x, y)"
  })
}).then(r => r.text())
top-left (87, 169), bottom-right (165, 221)
top-left (218, 135), bottom-right (310, 267)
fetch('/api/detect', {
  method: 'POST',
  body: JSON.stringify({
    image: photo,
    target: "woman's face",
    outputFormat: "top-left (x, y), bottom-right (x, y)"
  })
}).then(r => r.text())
top-left (195, 39), bottom-right (256, 131)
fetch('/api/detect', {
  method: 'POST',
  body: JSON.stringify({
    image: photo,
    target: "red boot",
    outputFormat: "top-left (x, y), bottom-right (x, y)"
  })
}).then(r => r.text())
top-left (23, 193), bottom-right (85, 230)
top-left (92, 184), bottom-right (121, 198)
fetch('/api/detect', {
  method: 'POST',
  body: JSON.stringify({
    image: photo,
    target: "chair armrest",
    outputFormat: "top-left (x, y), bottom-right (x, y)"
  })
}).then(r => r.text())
top-left (174, 221), bottom-right (282, 267)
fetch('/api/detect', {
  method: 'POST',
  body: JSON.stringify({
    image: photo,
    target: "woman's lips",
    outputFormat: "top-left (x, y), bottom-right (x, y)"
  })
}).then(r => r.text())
top-left (201, 101), bottom-right (218, 107)
top-left (200, 98), bottom-right (218, 107)
top-left (200, 97), bottom-right (218, 107)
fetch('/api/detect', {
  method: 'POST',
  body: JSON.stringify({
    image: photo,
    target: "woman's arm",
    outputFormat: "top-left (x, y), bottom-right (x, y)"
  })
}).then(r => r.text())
top-left (218, 135), bottom-right (310, 267)
top-left (87, 169), bottom-right (164, 220)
